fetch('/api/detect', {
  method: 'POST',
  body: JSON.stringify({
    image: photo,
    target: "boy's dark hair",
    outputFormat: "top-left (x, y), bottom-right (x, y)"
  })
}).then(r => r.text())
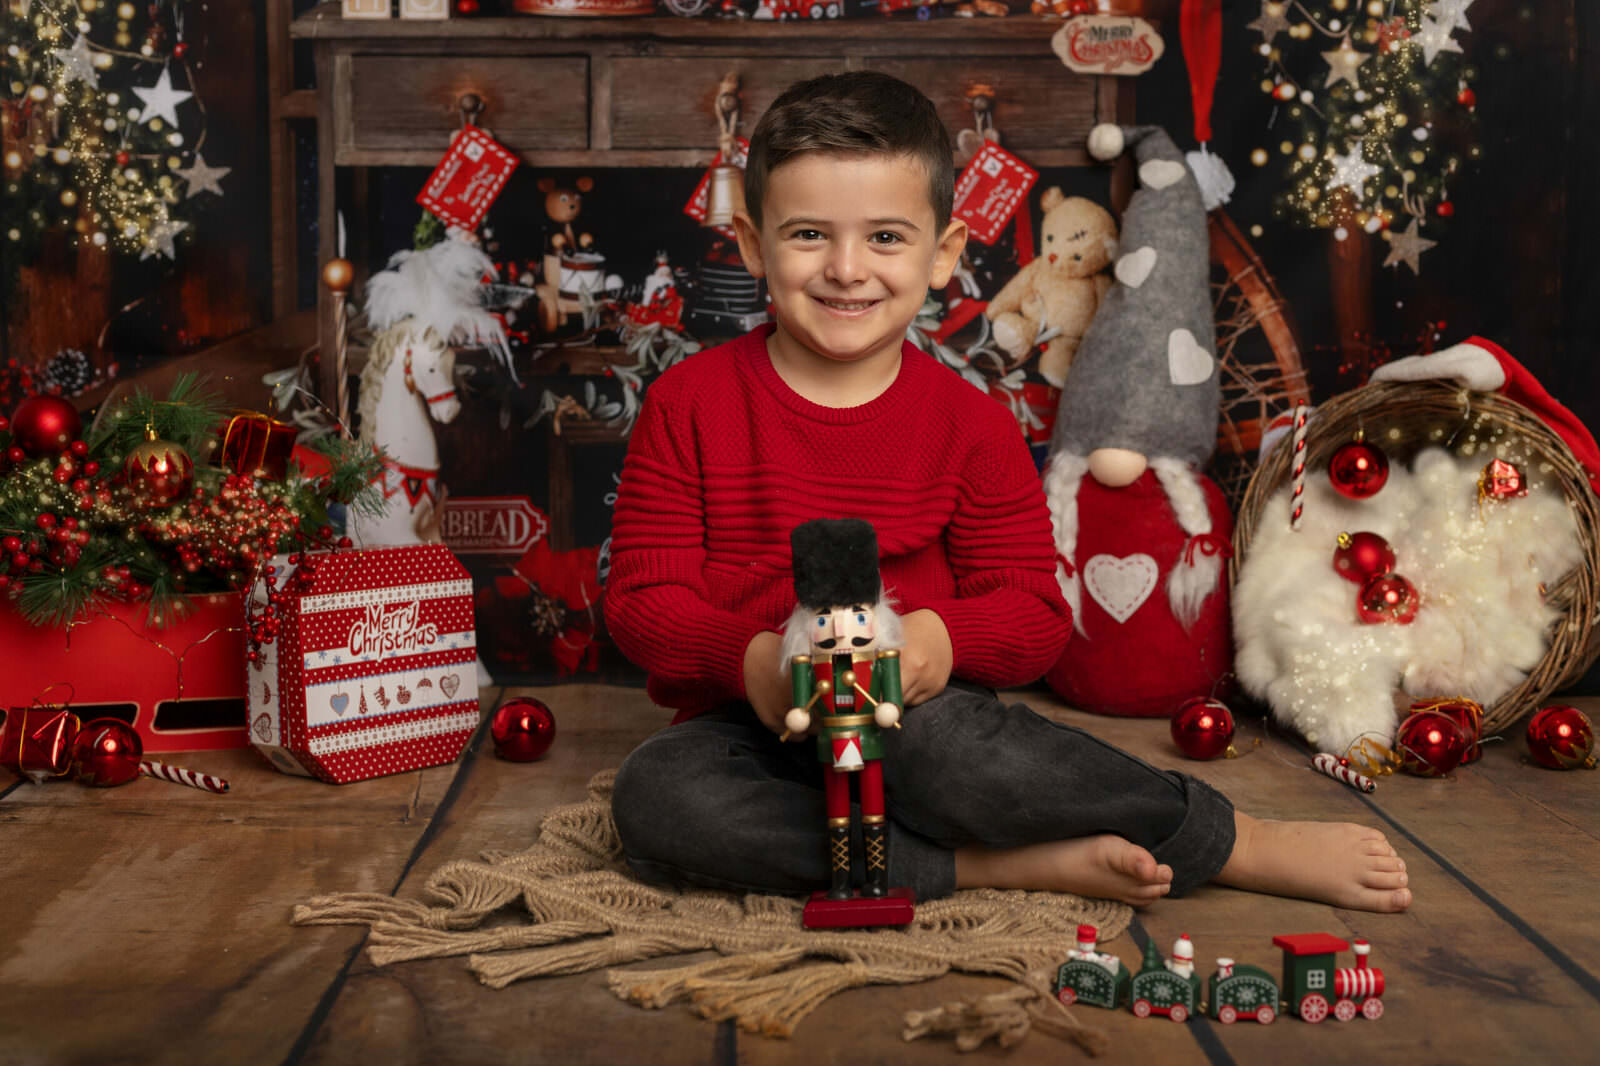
top-left (744, 72), bottom-right (954, 233)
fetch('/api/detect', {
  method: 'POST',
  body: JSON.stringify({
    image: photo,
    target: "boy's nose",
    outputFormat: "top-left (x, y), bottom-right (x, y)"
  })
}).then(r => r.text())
top-left (824, 241), bottom-right (869, 285)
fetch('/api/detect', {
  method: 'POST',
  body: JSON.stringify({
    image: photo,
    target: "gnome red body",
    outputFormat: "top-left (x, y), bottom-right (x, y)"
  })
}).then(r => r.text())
top-left (1045, 469), bottom-right (1233, 716)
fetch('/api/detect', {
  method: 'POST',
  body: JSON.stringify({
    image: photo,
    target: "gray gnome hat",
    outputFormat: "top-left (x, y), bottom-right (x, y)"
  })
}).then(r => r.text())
top-left (1041, 125), bottom-right (1225, 636)
top-left (1048, 125), bottom-right (1219, 468)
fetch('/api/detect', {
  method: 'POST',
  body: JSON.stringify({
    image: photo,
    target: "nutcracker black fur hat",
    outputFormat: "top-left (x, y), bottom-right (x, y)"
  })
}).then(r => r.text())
top-left (791, 518), bottom-right (879, 608)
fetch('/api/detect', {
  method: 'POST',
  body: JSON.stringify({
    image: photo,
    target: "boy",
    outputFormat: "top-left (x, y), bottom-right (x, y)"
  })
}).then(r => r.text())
top-left (605, 72), bottom-right (1410, 913)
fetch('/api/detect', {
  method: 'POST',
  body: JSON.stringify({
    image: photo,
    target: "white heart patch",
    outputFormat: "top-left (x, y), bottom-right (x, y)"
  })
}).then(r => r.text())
top-left (1139, 159), bottom-right (1188, 190)
top-left (1083, 553), bottom-right (1160, 625)
top-left (1167, 328), bottom-right (1215, 386)
top-left (1115, 246), bottom-right (1158, 289)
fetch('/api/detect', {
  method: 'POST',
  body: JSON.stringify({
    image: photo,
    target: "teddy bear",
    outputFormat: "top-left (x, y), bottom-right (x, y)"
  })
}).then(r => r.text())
top-left (984, 188), bottom-right (1118, 387)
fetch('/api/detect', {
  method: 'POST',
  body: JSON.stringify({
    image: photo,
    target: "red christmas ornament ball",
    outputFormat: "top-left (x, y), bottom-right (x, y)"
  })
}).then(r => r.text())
top-left (1328, 437), bottom-right (1390, 499)
top-left (1436, 201), bottom-right (1455, 218)
top-left (9, 394), bottom-right (83, 456)
top-left (71, 718), bottom-right (144, 787)
top-left (491, 698), bottom-right (557, 762)
top-left (456, 0), bottom-right (479, 11)
top-left (1333, 531), bottom-right (1397, 585)
top-left (1357, 572), bottom-right (1420, 625)
top-left (1457, 87), bottom-right (1476, 109)
top-left (1170, 697), bottom-right (1236, 760)
top-left (1417, 699), bottom-right (1484, 763)
top-left (1396, 711), bottom-right (1466, 777)
top-left (115, 150), bottom-right (131, 167)
top-left (1525, 705), bottom-right (1596, 770)
top-left (124, 430), bottom-right (194, 506)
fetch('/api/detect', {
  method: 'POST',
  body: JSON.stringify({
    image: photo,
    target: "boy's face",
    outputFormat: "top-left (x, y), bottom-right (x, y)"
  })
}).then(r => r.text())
top-left (734, 152), bottom-right (966, 376)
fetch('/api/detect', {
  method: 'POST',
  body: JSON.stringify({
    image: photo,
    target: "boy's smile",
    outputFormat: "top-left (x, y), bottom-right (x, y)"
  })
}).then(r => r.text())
top-left (734, 153), bottom-right (966, 406)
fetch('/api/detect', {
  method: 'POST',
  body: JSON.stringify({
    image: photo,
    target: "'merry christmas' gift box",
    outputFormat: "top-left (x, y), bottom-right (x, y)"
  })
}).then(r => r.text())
top-left (248, 544), bottom-right (480, 783)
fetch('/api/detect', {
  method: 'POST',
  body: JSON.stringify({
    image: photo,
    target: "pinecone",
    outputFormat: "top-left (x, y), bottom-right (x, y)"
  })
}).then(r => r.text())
top-left (526, 587), bottom-right (567, 638)
top-left (41, 348), bottom-right (93, 395)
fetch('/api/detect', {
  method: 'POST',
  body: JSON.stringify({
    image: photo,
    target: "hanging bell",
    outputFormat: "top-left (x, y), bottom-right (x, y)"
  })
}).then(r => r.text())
top-left (704, 162), bottom-right (746, 228)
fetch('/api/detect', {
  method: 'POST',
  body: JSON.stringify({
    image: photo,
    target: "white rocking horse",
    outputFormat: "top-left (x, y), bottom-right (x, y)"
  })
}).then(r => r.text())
top-left (350, 238), bottom-right (512, 549)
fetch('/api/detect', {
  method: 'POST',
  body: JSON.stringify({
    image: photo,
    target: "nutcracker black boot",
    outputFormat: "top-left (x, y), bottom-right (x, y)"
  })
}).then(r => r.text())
top-left (862, 819), bottom-right (888, 898)
top-left (827, 824), bottom-right (852, 900)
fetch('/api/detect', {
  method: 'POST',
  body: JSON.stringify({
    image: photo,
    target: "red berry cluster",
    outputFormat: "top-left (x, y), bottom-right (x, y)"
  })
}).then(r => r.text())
top-left (244, 541), bottom-right (352, 666)
top-left (135, 473), bottom-right (322, 591)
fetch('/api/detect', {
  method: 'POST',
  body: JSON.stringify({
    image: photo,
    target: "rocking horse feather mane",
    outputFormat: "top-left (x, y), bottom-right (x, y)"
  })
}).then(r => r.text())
top-left (365, 238), bottom-right (515, 379)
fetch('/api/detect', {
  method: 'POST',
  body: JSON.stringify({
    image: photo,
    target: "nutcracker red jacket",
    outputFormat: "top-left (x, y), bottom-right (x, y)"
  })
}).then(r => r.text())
top-left (604, 324), bottom-right (1074, 723)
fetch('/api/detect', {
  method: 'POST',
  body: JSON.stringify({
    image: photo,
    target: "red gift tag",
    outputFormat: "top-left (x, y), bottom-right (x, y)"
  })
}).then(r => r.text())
top-left (684, 137), bottom-right (749, 236)
top-left (416, 126), bottom-right (520, 232)
top-left (952, 141), bottom-right (1039, 246)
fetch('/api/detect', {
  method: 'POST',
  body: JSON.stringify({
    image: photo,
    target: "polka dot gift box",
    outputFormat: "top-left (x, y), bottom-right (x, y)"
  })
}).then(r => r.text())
top-left (247, 544), bottom-right (479, 784)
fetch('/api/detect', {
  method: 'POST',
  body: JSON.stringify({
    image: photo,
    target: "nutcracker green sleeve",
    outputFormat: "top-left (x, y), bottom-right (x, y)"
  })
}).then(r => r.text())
top-left (876, 650), bottom-right (902, 706)
top-left (791, 655), bottom-right (814, 710)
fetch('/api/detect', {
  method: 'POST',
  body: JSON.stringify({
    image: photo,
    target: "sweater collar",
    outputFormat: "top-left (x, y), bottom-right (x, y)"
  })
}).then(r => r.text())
top-left (740, 323), bottom-right (929, 426)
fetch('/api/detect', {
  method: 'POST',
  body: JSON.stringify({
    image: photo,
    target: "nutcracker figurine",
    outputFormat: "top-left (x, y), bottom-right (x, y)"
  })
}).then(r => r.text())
top-left (781, 518), bottom-right (915, 928)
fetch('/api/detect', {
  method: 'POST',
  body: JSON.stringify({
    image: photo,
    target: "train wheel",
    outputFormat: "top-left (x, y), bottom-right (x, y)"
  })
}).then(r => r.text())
top-left (1169, 1004), bottom-right (1188, 1024)
top-left (1132, 999), bottom-right (1152, 1018)
top-left (1299, 994), bottom-right (1329, 1023)
top-left (1334, 998), bottom-right (1357, 1022)
top-left (1362, 997), bottom-right (1384, 1020)
top-left (1218, 1005), bottom-right (1238, 1025)
top-left (1256, 1005), bottom-right (1276, 1025)
top-left (1057, 986), bottom-right (1076, 1006)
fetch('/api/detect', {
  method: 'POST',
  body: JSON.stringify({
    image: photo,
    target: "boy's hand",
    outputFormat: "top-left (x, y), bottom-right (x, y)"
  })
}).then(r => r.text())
top-left (898, 609), bottom-right (953, 707)
top-left (743, 630), bottom-right (796, 738)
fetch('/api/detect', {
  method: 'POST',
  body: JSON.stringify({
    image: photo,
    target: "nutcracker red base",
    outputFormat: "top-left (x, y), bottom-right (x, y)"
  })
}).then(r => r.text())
top-left (802, 887), bottom-right (916, 930)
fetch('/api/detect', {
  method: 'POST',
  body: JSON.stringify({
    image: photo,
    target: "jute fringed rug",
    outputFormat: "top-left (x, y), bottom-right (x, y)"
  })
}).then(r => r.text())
top-left (292, 770), bottom-right (1132, 1052)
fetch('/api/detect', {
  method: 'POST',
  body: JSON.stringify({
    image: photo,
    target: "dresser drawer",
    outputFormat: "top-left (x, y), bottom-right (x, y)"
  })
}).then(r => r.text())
top-left (606, 54), bottom-right (1098, 154)
top-left (338, 54), bottom-right (589, 160)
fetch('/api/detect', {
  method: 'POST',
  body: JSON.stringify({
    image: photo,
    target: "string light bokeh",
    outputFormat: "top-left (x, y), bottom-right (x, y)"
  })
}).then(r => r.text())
top-left (1244, 0), bottom-right (1479, 271)
top-left (2, 0), bottom-right (209, 266)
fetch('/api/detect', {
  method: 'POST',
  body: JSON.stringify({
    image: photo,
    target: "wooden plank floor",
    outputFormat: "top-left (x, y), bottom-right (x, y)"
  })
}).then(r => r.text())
top-left (4, 683), bottom-right (1598, 1065)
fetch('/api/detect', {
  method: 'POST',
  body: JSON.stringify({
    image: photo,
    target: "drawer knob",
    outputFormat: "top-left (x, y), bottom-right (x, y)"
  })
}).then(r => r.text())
top-left (458, 92), bottom-right (484, 125)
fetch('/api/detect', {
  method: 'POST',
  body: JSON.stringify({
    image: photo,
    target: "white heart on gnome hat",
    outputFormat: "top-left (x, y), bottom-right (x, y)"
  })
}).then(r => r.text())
top-left (1083, 553), bottom-right (1159, 624)
top-left (1167, 328), bottom-right (1215, 386)
top-left (1138, 159), bottom-right (1188, 190)
top-left (1114, 246), bottom-right (1158, 289)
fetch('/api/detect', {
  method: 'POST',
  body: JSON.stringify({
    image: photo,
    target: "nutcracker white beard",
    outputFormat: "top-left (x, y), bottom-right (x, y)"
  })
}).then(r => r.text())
top-left (1233, 447), bottom-right (1584, 757)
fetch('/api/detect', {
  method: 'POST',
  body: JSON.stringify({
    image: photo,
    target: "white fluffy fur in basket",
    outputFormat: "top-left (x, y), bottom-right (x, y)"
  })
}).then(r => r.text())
top-left (1234, 447), bottom-right (1583, 756)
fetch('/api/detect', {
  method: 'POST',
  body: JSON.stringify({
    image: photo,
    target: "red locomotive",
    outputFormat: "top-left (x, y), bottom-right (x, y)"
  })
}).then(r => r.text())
top-left (1272, 933), bottom-right (1385, 1022)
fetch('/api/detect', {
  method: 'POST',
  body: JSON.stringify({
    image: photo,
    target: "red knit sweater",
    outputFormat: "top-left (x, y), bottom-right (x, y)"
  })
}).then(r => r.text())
top-left (605, 325), bottom-right (1074, 721)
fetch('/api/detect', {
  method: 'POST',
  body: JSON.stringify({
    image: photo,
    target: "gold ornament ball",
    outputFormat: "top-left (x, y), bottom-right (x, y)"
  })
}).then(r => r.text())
top-left (322, 257), bottom-right (355, 293)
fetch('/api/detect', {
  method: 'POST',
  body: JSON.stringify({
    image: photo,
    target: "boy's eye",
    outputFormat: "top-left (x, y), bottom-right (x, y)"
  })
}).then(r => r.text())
top-left (791, 229), bottom-right (825, 241)
top-left (869, 231), bottom-right (903, 245)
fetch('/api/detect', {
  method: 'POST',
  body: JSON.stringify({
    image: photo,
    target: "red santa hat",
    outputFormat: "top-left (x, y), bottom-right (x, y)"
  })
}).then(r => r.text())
top-left (1371, 337), bottom-right (1600, 495)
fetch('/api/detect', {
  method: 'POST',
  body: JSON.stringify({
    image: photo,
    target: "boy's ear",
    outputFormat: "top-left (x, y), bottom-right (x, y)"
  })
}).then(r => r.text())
top-left (928, 218), bottom-right (969, 290)
top-left (732, 211), bottom-right (767, 279)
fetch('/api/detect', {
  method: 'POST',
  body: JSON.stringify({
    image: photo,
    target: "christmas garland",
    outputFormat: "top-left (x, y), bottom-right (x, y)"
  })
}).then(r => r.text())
top-left (0, 374), bottom-right (383, 628)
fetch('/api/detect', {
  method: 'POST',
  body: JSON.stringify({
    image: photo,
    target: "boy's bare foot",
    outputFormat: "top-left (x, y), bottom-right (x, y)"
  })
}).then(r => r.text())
top-left (955, 835), bottom-right (1174, 907)
top-left (1215, 813), bottom-right (1412, 913)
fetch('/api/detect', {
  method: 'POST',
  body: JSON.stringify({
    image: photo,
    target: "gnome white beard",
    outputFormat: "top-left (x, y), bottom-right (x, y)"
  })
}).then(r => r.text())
top-left (1233, 447), bottom-right (1583, 756)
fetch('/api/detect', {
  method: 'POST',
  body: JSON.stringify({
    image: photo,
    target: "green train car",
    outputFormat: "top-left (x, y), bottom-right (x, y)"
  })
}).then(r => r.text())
top-left (1053, 924), bottom-right (1132, 1009)
top-left (1207, 958), bottom-right (1279, 1024)
top-left (1129, 938), bottom-right (1203, 1022)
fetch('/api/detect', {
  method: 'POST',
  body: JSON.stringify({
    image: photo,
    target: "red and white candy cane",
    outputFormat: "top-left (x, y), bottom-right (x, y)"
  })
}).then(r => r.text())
top-left (1313, 752), bottom-right (1375, 793)
top-left (1289, 403), bottom-right (1309, 531)
top-left (139, 760), bottom-right (230, 794)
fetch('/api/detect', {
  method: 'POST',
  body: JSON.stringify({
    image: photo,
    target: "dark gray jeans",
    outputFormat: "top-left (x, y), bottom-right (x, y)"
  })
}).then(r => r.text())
top-left (612, 681), bottom-right (1237, 901)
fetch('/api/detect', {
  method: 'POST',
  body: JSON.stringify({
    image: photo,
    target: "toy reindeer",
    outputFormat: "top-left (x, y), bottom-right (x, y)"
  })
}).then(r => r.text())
top-left (780, 518), bottom-right (914, 927)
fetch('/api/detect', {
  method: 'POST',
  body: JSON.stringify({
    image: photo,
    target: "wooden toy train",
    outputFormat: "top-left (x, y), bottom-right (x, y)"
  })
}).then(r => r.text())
top-left (1054, 926), bottom-right (1385, 1025)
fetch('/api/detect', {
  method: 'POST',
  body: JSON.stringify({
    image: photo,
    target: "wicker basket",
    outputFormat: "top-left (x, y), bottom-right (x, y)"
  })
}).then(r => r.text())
top-left (1232, 378), bottom-right (1600, 736)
